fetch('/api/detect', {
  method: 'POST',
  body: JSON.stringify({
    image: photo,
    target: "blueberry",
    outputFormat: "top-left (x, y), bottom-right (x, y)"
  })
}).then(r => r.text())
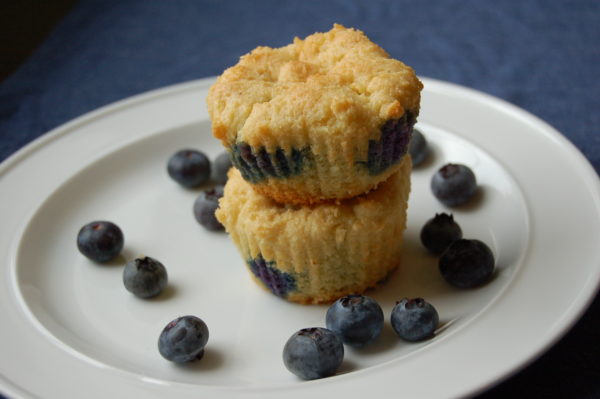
top-left (367, 111), bottom-right (415, 175)
top-left (123, 256), bottom-right (168, 298)
top-left (167, 149), bottom-right (211, 188)
top-left (391, 298), bottom-right (439, 342)
top-left (231, 142), bottom-right (311, 183)
top-left (431, 163), bottom-right (477, 207)
top-left (77, 221), bottom-right (124, 262)
top-left (283, 327), bottom-right (344, 380)
top-left (212, 151), bottom-right (232, 184)
top-left (193, 186), bottom-right (224, 231)
top-left (420, 213), bottom-right (463, 255)
top-left (439, 239), bottom-right (495, 288)
top-left (409, 128), bottom-right (428, 166)
top-left (158, 315), bottom-right (209, 363)
top-left (248, 255), bottom-right (296, 298)
top-left (326, 294), bottom-right (384, 347)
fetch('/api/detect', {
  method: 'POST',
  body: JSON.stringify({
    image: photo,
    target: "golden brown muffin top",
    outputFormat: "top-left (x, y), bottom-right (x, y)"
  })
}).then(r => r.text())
top-left (207, 24), bottom-right (422, 151)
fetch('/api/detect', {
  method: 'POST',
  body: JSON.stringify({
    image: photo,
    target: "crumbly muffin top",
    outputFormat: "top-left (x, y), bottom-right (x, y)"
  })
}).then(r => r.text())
top-left (207, 24), bottom-right (423, 151)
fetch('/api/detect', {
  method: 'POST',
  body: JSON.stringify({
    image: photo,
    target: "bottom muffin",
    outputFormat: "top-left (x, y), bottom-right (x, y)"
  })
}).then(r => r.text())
top-left (216, 157), bottom-right (412, 304)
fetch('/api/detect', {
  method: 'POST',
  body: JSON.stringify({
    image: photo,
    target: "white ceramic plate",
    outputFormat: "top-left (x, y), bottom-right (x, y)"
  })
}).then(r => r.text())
top-left (1, 77), bottom-right (599, 399)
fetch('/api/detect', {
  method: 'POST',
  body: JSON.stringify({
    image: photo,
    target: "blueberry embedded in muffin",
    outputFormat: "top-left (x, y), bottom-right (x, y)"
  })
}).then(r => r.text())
top-left (367, 110), bottom-right (416, 175)
top-left (247, 255), bottom-right (297, 298)
top-left (230, 143), bottom-right (312, 183)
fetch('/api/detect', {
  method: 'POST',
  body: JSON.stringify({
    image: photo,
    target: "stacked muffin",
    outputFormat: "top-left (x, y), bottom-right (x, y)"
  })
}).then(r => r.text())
top-left (208, 24), bottom-right (422, 304)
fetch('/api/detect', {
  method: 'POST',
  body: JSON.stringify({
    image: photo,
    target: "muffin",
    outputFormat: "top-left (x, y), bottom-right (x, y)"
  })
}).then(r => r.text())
top-left (207, 24), bottom-right (422, 205)
top-left (215, 156), bottom-right (412, 304)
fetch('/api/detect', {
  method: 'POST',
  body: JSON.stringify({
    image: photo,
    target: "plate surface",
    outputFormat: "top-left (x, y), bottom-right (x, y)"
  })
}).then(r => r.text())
top-left (1, 77), bottom-right (599, 399)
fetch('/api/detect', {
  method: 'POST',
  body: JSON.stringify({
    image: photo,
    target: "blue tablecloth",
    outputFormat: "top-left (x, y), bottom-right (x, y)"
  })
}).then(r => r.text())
top-left (1, 1), bottom-right (599, 397)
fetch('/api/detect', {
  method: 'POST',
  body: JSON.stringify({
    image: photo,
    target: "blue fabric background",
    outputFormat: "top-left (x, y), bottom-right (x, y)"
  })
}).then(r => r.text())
top-left (1, 1), bottom-right (599, 397)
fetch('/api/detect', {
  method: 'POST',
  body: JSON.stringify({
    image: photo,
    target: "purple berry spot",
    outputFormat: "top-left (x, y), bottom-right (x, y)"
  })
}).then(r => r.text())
top-left (231, 143), bottom-right (311, 183)
top-left (247, 255), bottom-right (296, 297)
top-left (367, 110), bottom-right (416, 175)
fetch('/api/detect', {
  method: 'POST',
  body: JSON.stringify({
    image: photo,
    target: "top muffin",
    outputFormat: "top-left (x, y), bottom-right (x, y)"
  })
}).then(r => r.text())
top-left (207, 24), bottom-right (422, 204)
